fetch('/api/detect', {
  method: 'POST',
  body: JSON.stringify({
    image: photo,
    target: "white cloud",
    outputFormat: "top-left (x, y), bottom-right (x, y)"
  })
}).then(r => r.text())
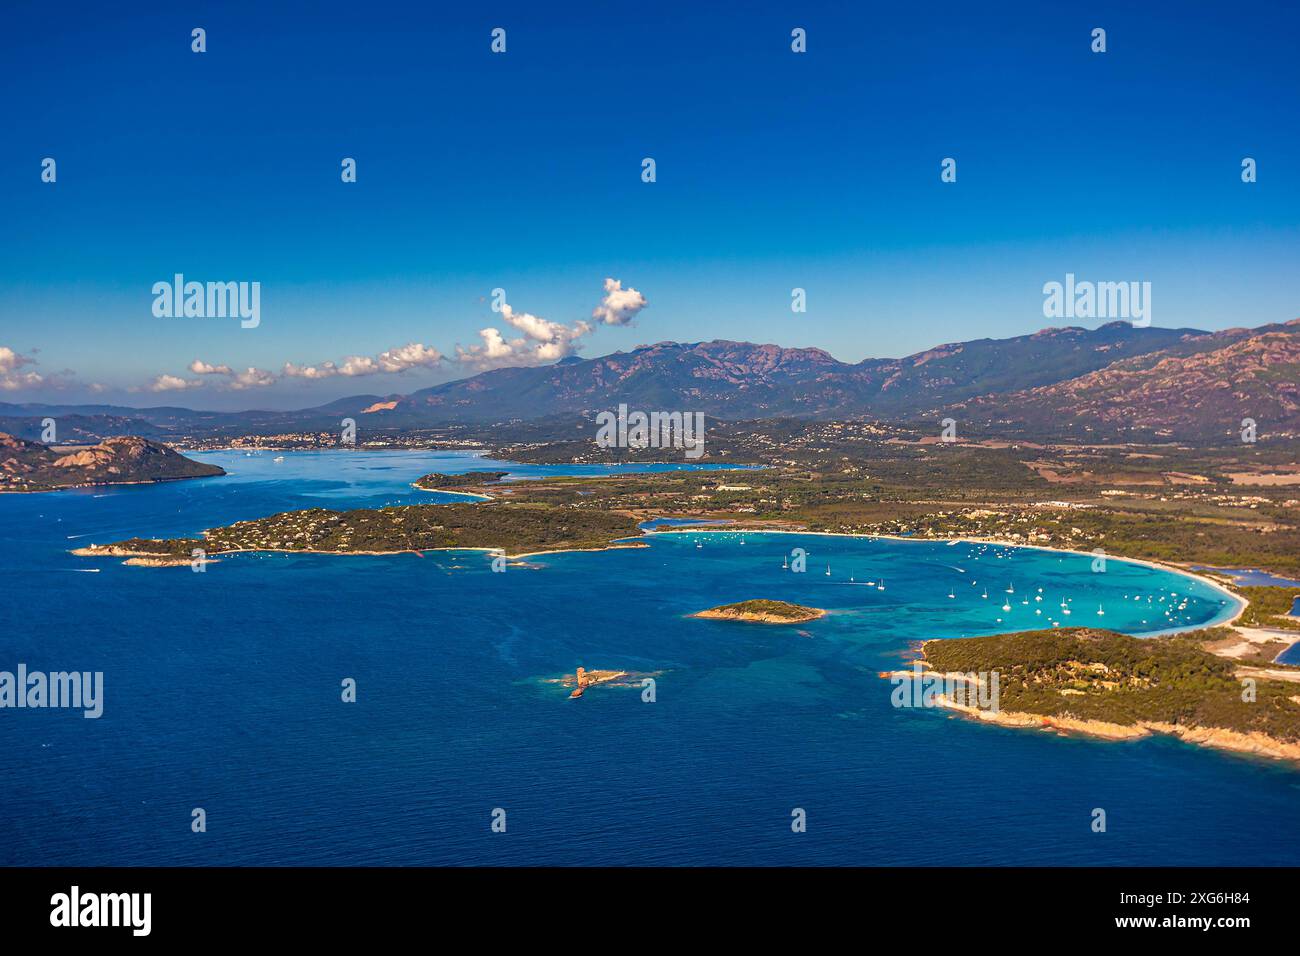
top-left (148, 374), bottom-right (203, 392)
top-left (282, 360), bottom-right (339, 380)
top-left (591, 277), bottom-right (648, 326)
top-left (456, 305), bottom-right (592, 371)
top-left (0, 346), bottom-right (45, 390)
top-left (456, 277), bottom-right (647, 371)
top-left (0, 347), bottom-right (35, 374)
top-left (376, 342), bottom-right (443, 372)
top-left (283, 342), bottom-right (444, 380)
top-left (228, 367), bottom-right (277, 390)
top-left (189, 359), bottom-right (234, 376)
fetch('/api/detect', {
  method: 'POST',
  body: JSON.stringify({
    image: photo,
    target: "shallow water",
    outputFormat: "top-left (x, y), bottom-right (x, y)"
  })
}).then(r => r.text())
top-left (3, 449), bottom-right (1296, 866)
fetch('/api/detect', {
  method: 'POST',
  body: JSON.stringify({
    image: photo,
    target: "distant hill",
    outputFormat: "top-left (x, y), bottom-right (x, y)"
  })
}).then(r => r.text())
top-left (0, 400), bottom-right (383, 439)
top-left (955, 319), bottom-right (1300, 441)
top-left (354, 321), bottom-right (1201, 425)
top-left (4, 320), bottom-right (1297, 443)
top-left (0, 433), bottom-right (225, 493)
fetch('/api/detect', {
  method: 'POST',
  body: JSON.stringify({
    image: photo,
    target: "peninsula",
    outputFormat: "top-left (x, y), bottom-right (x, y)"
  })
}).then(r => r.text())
top-left (413, 470), bottom-right (508, 492)
top-left (0, 433), bottom-right (224, 493)
top-left (890, 626), bottom-right (1300, 762)
top-left (72, 501), bottom-right (643, 561)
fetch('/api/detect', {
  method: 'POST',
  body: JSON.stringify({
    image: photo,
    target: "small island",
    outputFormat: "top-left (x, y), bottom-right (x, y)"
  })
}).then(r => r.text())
top-left (692, 599), bottom-right (826, 624)
top-left (413, 470), bottom-right (509, 492)
top-left (887, 627), bottom-right (1300, 762)
top-left (551, 666), bottom-right (660, 699)
top-left (563, 666), bottom-right (628, 698)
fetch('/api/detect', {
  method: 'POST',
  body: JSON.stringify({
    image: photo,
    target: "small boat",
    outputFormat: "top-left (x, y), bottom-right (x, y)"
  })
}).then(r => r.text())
top-left (948, 589), bottom-right (955, 599)
top-left (1006, 584), bottom-right (1014, 594)
top-left (1097, 605), bottom-right (1105, 616)
top-left (981, 589), bottom-right (988, 599)
top-left (1001, 601), bottom-right (1011, 612)
top-left (782, 556), bottom-right (789, 569)
top-left (825, 565), bottom-right (831, 576)
top-left (877, 579), bottom-right (885, 591)
top-left (273, 456), bottom-right (285, 463)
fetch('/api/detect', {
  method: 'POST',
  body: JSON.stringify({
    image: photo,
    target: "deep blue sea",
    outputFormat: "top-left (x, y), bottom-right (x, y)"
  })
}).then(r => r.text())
top-left (3, 449), bottom-right (1299, 866)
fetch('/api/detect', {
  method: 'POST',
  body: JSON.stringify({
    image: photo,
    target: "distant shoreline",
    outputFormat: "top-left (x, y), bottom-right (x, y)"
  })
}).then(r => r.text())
top-left (74, 540), bottom-right (652, 563)
top-left (0, 473), bottom-right (223, 496)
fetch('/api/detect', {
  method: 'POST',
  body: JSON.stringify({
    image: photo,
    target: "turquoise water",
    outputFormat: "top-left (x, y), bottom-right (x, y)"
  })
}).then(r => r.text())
top-left (3, 449), bottom-right (1298, 866)
top-left (1192, 566), bottom-right (1300, 588)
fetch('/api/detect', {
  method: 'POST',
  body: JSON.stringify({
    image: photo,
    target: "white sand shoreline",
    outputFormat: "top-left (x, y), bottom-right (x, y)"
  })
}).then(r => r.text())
top-left (644, 527), bottom-right (1248, 635)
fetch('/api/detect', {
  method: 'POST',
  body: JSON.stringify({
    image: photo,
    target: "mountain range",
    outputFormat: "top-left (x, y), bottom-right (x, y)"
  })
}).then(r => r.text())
top-left (3, 319), bottom-right (1296, 443)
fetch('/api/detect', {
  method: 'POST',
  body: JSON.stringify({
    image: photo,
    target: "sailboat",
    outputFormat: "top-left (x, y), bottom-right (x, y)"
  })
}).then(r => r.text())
top-left (1006, 583), bottom-right (1015, 594)
top-left (1097, 604), bottom-right (1105, 616)
top-left (1001, 600), bottom-right (1011, 612)
top-left (782, 555), bottom-right (789, 569)
top-left (981, 588), bottom-right (988, 599)
top-left (948, 589), bottom-right (955, 599)
top-left (825, 564), bottom-right (831, 576)
top-left (876, 579), bottom-right (885, 591)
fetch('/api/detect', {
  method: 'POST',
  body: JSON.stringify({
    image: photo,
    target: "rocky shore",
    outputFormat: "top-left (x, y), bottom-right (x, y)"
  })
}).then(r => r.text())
top-left (884, 631), bottom-right (1300, 765)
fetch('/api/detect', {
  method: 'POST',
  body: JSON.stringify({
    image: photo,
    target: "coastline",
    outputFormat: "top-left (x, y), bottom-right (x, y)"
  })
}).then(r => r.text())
top-left (74, 540), bottom-right (653, 563)
top-left (883, 662), bottom-right (1300, 765)
top-left (646, 526), bottom-right (1248, 635)
top-left (0, 472), bottom-right (224, 495)
top-left (409, 483), bottom-right (493, 501)
top-left (70, 524), bottom-right (1256, 626)
top-left (942, 695), bottom-right (1300, 762)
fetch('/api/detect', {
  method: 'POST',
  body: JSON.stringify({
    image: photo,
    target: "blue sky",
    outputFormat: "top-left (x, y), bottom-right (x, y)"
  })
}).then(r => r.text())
top-left (1, 0), bottom-right (1296, 409)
